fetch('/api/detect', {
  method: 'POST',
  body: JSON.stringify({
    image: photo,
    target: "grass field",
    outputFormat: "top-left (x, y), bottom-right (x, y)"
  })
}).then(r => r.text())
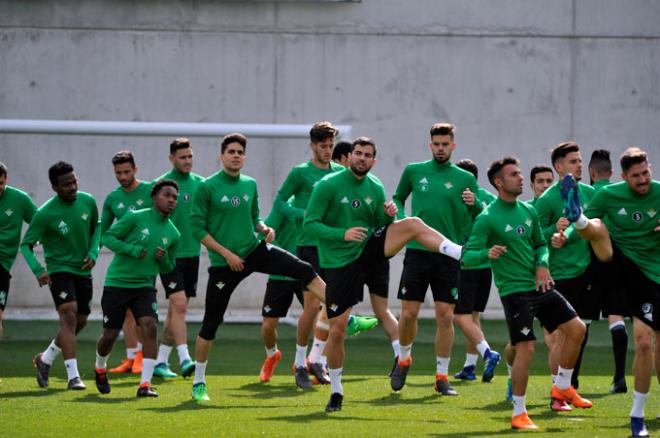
top-left (0, 319), bottom-right (653, 437)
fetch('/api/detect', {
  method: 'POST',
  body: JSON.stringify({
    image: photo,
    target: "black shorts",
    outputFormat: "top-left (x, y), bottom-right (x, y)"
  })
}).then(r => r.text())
top-left (0, 266), bottom-right (11, 311)
top-left (160, 256), bottom-right (200, 298)
top-left (297, 245), bottom-right (325, 285)
top-left (199, 241), bottom-right (316, 340)
top-left (48, 272), bottom-right (93, 315)
top-left (398, 248), bottom-right (459, 304)
top-left (102, 286), bottom-right (158, 330)
top-left (262, 279), bottom-right (304, 318)
top-left (501, 289), bottom-right (578, 345)
top-left (596, 245), bottom-right (631, 318)
top-left (617, 250), bottom-right (660, 330)
top-left (554, 269), bottom-right (600, 321)
top-left (325, 225), bottom-right (390, 319)
top-left (363, 259), bottom-right (390, 299)
top-left (455, 268), bottom-right (492, 315)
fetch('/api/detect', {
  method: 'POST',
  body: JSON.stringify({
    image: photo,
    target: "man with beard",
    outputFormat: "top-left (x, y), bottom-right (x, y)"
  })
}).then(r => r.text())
top-left (305, 137), bottom-right (463, 412)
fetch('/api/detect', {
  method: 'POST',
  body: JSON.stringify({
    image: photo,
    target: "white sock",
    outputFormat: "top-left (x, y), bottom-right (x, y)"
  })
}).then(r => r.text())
top-left (555, 367), bottom-right (573, 389)
top-left (506, 362), bottom-right (513, 378)
top-left (320, 355), bottom-right (328, 368)
top-left (308, 338), bottom-right (327, 363)
top-left (265, 345), bottom-right (278, 358)
top-left (193, 361), bottom-right (207, 385)
top-left (574, 214), bottom-right (589, 230)
top-left (177, 344), bottom-right (192, 364)
top-left (436, 356), bottom-right (450, 375)
top-left (141, 358), bottom-right (155, 385)
top-left (464, 353), bottom-right (478, 368)
top-left (476, 340), bottom-right (491, 358)
top-left (42, 340), bottom-right (61, 365)
top-left (439, 240), bottom-right (462, 261)
top-left (391, 340), bottom-right (401, 357)
top-left (295, 344), bottom-right (308, 368)
top-left (126, 347), bottom-right (138, 359)
top-left (95, 351), bottom-right (109, 370)
top-left (156, 344), bottom-right (173, 364)
top-left (399, 343), bottom-right (412, 362)
top-left (512, 395), bottom-right (527, 416)
top-left (552, 374), bottom-right (557, 384)
top-left (631, 390), bottom-right (648, 418)
top-left (64, 359), bottom-right (79, 380)
top-left (136, 342), bottom-right (143, 352)
top-left (329, 367), bottom-right (343, 395)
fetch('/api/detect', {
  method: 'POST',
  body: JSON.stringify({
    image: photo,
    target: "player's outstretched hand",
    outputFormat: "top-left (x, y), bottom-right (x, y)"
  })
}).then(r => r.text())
top-left (225, 251), bottom-right (245, 272)
top-left (488, 245), bottom-right (507, 260)
top-left (154, 247), bottom-right (166, 261)
top-left (383, 201), bottom-right (398, 217)
top-left (555, 217), bottom-right (569, 232)
top-left (535, 266), bottom-right (554, 292)
top-left (344, 227), bottom-right (368, 242)
top-left (37, 272), bottom-right (51, 287)
top-left (461, 188), bottom-right (475, 206)
top-left (551, 230), bottom-right (567, 249)
top-left (262, 226), bottom-right (276, 243)
top-left (81, 257), bottom-right (95, 271)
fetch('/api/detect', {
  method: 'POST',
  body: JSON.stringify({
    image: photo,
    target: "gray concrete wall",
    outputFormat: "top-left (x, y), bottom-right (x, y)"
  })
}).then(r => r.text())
top-left (1, 0), bottom-right (659, 319)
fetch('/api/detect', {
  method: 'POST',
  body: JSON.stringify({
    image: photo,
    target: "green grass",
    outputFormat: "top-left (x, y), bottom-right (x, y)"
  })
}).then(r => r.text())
top-left (0, 319), bottom-right (650, 437)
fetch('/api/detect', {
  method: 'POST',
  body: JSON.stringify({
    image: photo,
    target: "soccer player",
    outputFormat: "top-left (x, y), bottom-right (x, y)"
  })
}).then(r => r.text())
top-left (580, 147), bottom-right (659, 437)
top-left (332, 141), bottom-right (352, 167)
top-left (305, 136), bottom-right (464, 412)
top-left (101, 151), bottom-right (152, 375)
top-left (453, 159), bottom-right (500, 383)
top-left (94, 179), bottom-right (180, 397)
top-left (527, 165), bottom-right (554, 207)
top-left (258, 197), bottom-right (304, 382)
top-left (189, 133), bottom-right (326, 401)
top-left (463, 157), bottom-right (592, 431)
top-left (588, 148), bottom-right (629, 393)
top-left (391, 123), bottom-right (488, 395)
top-left (0, 162), bottom-right (37, 338)
top-left (535, 142), bottom-right (596, 396)
top-left (153, 139), bottom-right (203, 379)
top-left (274, 121), bottom-right (344, 388)
top-left (22, 161), bottom-right (100, 390)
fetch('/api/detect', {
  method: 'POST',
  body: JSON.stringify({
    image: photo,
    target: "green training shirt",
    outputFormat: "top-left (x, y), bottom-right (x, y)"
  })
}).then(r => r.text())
top-left (274, 161), bottom-right (344, 247)
top-left (304, 168), bottom-right (393, 269)
top-left (526, 197), bottom-right (540, 208)
top-left (462, 198), bottom-right (549, 297)
top-left (101, 181), bottom-right (153, 234)
top-left (462, 187), bottom-right (497, 271)
top-left (592, 178), bottom-right (611, 193)
top-left (21, 192), bottom-right (100, 277)
top-left (102, 208), bottom-right (180, 288)
top-left (393, 160), bottom-right (482, 248)
top-left (535, 181), bottom-right (595, 280)
top-left (0, 185), bottom-right (37, 272)
top-left (155, 169), bottom-right (204, 258)
top-left (265, 197), bottom-right (298, 282)
top-left (585, 180), bottom-right (660, 284)
top-left (190, 171), bottom-right (262, 267)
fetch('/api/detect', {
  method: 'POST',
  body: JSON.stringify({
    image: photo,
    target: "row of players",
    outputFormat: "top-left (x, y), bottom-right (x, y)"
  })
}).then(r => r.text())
top-left (0, 122), bottom-right (658, 434)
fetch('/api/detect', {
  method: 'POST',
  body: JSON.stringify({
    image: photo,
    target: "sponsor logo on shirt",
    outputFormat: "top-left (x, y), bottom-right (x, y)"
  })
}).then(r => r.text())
top-left (419, 177), bottom-right (429, 192)
top-left (231, 196), bottom-right (241, 207)
top-left (617, 207), bottom-right (627, 215)
top-left (632, 211), bottom-right (643, 222)
top-left (221, 195), bottom-right (229, 203)
top-left (117, 202), bottom-right (125, 209)
top-left (351, 199), bottom-right (361, 208)
top-left (341, 196), bottom-right (349, 204)
top-left (58, 220), bottom-right (69, 235)
top-left (140, 228), bottom-right (150, 241)
top-left (183, 193), bottom-right (191, 202)
top-left (516, 225), bottom-right (526, 236)
top-left (504, 224), bottom-right (513, 232)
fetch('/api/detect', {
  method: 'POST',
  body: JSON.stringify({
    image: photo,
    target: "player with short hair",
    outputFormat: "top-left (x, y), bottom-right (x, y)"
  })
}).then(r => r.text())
top-left (305, 136), bottom-right (464, 412)
top-left (332, 141), bottom-right (352, 167)
top-left (463, 157), bottom-right (592, 431)
top-left (0, 162), bottom-right (37, 339)
top-left (189, 133), bottom-right (327, 401)
top-left (102, 150), bottom-right (152, 375)
top-left (527, 165), bottom-right (554, 207)
top-left (453, 159), bottom-right (500, 383)
top-left (94, 179), bottom-right (181, 397)
top-left (580, 147), bottom-right (659, 437)
top-left (391, 123), bottom-right (490, 395)
top-left (22, 161), bottom-right (101, 390)
top-left (153, 138), bottom-right (204, 379)
top-left (589, 149), bottom-right (613, 190)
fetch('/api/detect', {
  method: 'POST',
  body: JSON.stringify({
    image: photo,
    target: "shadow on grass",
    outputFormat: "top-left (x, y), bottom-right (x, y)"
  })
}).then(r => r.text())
top-left (359, 392), bottom-right (438, 406)
top-left (72, 393), bottom-right (137, 404)
top-left (0, 388), bottom-right (67, 398)
top-left (260, 411), bottom-right (382, 423)
top-left (137, 400), bottom-right (292, 413)
top-left (428, 426), bottom-right (564, 436)
top-left (231, 381), bottom-right (311, 399)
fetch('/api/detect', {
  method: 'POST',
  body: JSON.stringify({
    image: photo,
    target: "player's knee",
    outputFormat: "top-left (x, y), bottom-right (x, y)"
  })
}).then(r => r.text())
top-left (199, 316), bottom-right (222, 341)
top-left (516, 341), bottom-right (535, 357)
top-left (170, 297), bottom-right (187, 316)
top-left (329, 321), bottom-right (346, 339)
top-left (635, 333), bottom-right (653, 355)
top-left (262, 317), bottom-right (278, 331)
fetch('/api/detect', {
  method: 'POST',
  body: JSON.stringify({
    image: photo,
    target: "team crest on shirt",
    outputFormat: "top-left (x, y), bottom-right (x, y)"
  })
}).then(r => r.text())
top-left (140, 228), bottom-right (150, 241)
top-left (243, 194), bottom-right (250, 202)
top-left (632, 211), bottom-right (643, 222)
top-left (81, 213), bottom-right (88, 221)
top-left (162, 237), bottom-right (168, 245)
top-left (419, 177), bottom-right (429, 192)
top-left (136, 199), bottom-right (144, 206)
top-left (231, 196), bottom-right (241, 207)
top-left (648, 209), bottom-right (657, 218)
top-left (183, 193), bottom-right (191, 202)
top-left (351, 199), bottom-right (361, 209)
top-left (4, 209), bottom-right (13, 216)
top-left (365, 196), bottom-right (372, 205)
top-left (444, 182), bottom-right (453, 189)
top-left (216, 281), bottom-right (225, 290)
top-left (0, 291), bottom-right (6, 306)
top-left (263, 305), bottom-right (272, 313)
top-left (520, 326), bottom-right (531, 336)
top-left (516, 225), bottom-right (526, 236)
top-left (58, 220), bottom-right (69, 235)
top-left (524, 218), bottom-right (532, 227)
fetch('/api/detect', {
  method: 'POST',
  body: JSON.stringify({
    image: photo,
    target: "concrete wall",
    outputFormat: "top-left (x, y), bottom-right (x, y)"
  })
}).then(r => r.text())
top-left (1, 0), bottom-right (659, 319)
